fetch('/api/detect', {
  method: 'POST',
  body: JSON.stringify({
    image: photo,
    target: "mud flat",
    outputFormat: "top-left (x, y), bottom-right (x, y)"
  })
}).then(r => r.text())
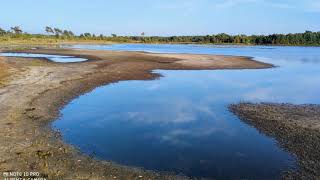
top-left (0, 47), bottom-right (272, 179)
top-left (230, 103), bottom-right (320, 179)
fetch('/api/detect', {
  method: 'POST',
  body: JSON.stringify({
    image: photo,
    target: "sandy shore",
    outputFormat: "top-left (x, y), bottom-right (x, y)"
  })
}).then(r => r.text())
top-left (230, 103), bottom-right (320, 179)
top-left (0, 47), bottom-right (273, 179)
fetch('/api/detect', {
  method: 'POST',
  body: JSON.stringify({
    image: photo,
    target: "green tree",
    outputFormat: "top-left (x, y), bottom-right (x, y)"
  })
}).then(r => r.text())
top-left (45, 26), bottom-right (54, 34)
top-left (10, 26), bottom-right (22, 34)
top-left (0, 27), bottom-right (6, 35)
top-left (84, 33), bottom-right (92, 37)
top-left (53, 28), bottom-right (63, 36)
top-left (68, 31), bottom-right (75, 37)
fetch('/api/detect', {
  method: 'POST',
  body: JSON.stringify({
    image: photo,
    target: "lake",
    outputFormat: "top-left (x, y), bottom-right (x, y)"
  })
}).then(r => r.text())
top-left (54, 44), bottom-right (320, 179)
top-left (0, 52), bottom-right (87, 63)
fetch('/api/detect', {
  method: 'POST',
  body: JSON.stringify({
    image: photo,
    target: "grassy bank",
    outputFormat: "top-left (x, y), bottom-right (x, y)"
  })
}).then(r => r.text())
top-left (0, 37), bottom-right (114, 45)
top-left (1, 26), bottom-right (320, 46)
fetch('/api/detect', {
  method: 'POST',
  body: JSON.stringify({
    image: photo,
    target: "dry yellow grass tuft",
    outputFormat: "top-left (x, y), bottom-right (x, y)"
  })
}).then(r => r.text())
top-left (0, 57), bottom-right (10, 85)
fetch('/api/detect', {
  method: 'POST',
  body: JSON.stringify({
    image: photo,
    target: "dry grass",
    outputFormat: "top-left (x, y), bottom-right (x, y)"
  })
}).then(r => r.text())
top-left (0, 58), bottom-right (10, 85)
top-left (0, 38), bottom-right (114, 45)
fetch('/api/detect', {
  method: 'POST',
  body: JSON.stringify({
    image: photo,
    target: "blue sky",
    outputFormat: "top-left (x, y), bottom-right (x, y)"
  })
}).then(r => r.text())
top-left (1, 0), bottom-right (319, 36)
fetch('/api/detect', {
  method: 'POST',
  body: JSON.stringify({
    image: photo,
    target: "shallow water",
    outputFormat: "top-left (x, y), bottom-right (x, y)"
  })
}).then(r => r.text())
top-left (54, 44), bottom-right (320, 179)
top-left (0, 52), bottom-right (87, 63)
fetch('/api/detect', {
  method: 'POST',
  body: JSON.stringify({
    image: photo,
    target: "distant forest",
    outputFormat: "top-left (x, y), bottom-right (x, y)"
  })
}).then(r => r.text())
top-left (1, 26), bottom-right (320, 46)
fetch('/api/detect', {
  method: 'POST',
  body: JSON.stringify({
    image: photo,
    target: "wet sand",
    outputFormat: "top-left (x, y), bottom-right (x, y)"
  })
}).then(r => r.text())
top-left (230, 103), bottom-right (320, 179)
top-left (0, 47), bottom-right (272, 179)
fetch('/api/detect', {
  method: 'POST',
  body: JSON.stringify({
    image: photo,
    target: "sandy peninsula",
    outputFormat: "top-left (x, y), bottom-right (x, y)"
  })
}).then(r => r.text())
top-left (0, 47), bottom-right (273, 179)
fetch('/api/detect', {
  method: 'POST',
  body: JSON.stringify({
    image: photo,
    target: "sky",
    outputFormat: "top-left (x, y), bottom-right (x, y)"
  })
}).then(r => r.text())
top-left (1, 0), bottom-right (319, 36)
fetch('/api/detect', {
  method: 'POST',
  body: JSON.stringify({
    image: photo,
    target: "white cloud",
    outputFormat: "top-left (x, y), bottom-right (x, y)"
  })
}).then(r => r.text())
top-left (146, 83), bottom-right (161, 91)
top-left (125, 98), bottom-right (198, 123)
top-left (160, 125), bottom-right (236, 146)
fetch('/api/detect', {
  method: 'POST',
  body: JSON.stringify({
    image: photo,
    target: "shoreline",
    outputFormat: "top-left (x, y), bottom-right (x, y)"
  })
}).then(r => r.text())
top-left (0, 47), bottom-right (273, 179)
top-left (230, 103), bottom-right (320, 179)
top-left (1, 41), bottom-right (320, 48)
top-left (0, 38), bottom-right (320, 47)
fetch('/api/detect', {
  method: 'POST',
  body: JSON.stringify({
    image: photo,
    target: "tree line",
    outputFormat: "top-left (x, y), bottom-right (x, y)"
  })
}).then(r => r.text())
top-left (1, 26), bottom-right (320, 46)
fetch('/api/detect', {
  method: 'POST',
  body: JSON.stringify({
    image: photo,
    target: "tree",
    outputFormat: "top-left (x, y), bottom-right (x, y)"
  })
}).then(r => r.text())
top-left (0, 27), bottom-right (6, 35)
top-left (10, 26), bottom-right (22, 34)
top-left (1, 25), bottom-right (320, 46)
top-left (84, 33), bottom-right (92, 37)
top-left (68, 31), bottom-right (75, 37)
top-left (53, 28), bottom-right (63, 36)
top-left (62, 30), bottom-right (68, 36)
top-left (45, 26), bottom-right (54, 34)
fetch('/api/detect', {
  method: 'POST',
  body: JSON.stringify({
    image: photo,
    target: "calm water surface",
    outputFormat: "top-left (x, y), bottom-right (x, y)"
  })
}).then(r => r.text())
top-left (0, 52), bottom-right (87, 63)
top-left (54, 44), bottom-right (320, 179)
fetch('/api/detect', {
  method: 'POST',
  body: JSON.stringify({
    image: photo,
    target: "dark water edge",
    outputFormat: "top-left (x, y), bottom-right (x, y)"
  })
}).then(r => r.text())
top-left (230, 103), bottom-right (320, 179)
top-left (0, 52), bottom-right (87, 63)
